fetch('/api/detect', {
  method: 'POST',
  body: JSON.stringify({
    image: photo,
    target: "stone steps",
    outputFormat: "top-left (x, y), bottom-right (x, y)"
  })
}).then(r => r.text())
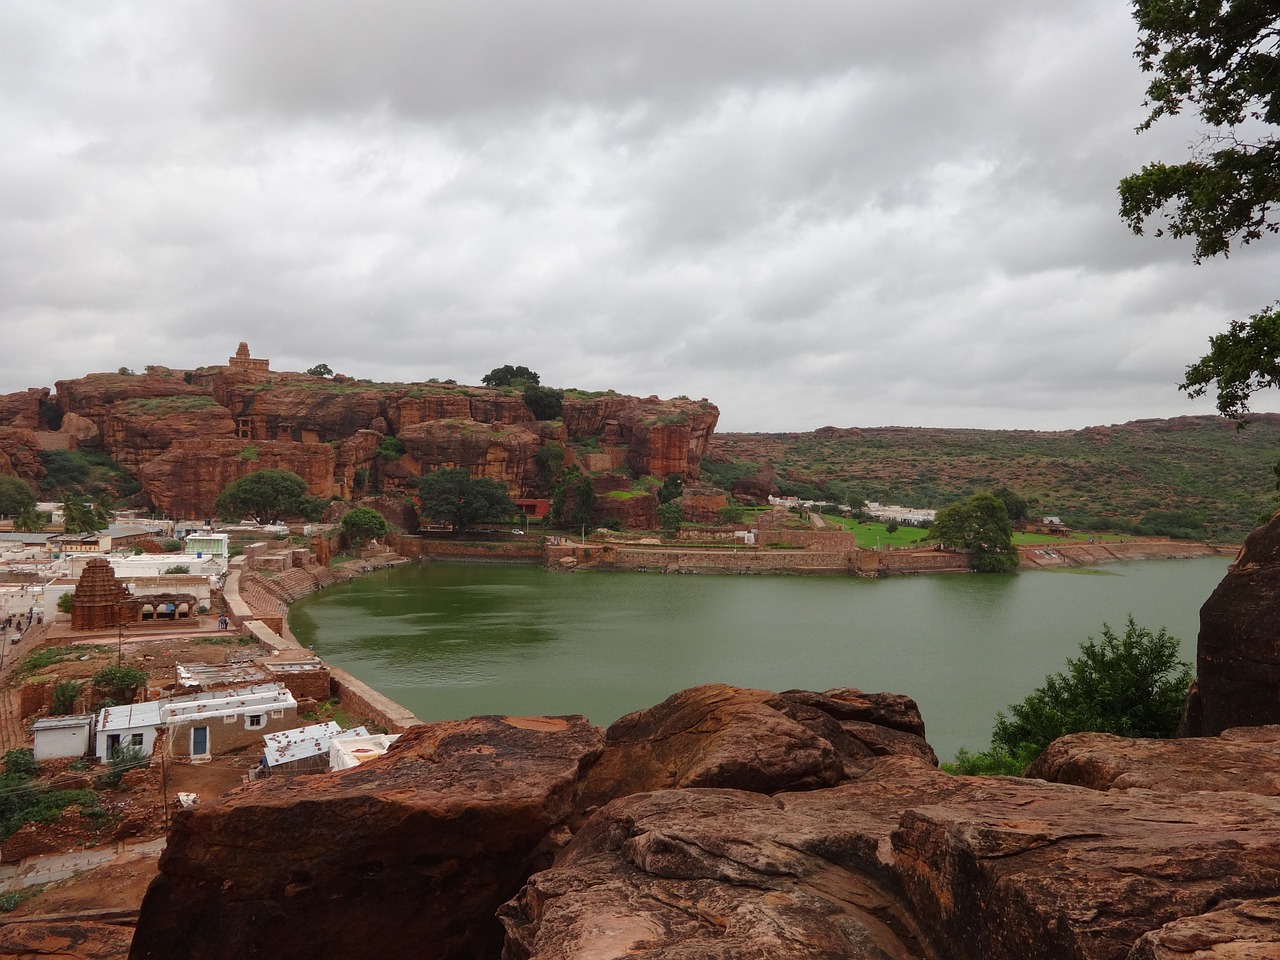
top-left (0, 688), bottom-right (30, 753)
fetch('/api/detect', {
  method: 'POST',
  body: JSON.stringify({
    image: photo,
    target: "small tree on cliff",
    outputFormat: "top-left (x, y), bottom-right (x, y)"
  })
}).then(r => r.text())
top-left (215, 469), bottom-right (323, 524)
top-left (340, 506), bottom-right (389, 548)
top-left (482, 365), bottom-right (540, 388)
top-left (418, 468), bottom-right (516, 533)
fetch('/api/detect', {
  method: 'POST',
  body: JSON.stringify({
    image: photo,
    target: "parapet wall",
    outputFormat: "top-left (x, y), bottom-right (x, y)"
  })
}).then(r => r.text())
top-left (387, 532), bottom-right (543, 563)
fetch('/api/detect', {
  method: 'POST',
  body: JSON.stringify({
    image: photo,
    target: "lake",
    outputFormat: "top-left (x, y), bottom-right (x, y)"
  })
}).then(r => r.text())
top-left (288, 557), bottom-right (1230, 762)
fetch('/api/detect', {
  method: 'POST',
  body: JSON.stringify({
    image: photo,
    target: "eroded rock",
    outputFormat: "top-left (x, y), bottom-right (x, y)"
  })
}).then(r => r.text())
top-left (129, 715), bottom-right (605, 960)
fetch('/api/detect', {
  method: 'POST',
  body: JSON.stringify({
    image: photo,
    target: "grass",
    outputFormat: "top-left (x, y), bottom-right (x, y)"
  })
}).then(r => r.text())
top-left (823, 516), bottom-right (932, 548)
top-left (123, 395), bottom-right (222, 416)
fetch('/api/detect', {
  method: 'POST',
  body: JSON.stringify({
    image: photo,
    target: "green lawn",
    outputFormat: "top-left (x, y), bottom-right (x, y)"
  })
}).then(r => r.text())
top-left (1012, 531), bottom-right (1137, 545)
top-left (823, 516), bottom-right (931, 548)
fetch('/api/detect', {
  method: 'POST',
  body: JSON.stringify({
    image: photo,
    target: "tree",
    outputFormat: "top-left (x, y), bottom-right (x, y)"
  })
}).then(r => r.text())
top-left (717, 504), bottom-right (747, 525)
top-left (657, 500), bottom-right (684, 536)
top-left (13, 507), bottom-right (48, 533)
top-left (482, 365), bottom-right (540, 388)
top-left (1120, 3), bottom-right (1280, 417)
top-left (994, 486), bottom-right (1029, 523)
top-left (522, 384), bottom-right (563, 420)
top-left (418, 468), bottom-right (516, 533)
top-left (92, 665), bottom-right (147, 704)
top-left (341, 506), bottom-right (389, 547)
top-left (214, 469), bottom-right (318, 523)
top-left (657, 474), bottom-right (684, 504)
top-left (0, 477), bottom-right (35, 517)
top-left (992, 617), bottom-right (1192, 757)
top-left (306, 363), bottom-right (333, 377)
top-left (60, 494), bottom-right (104, 535)
top-left (928, 493), bottom-right (1019, 573)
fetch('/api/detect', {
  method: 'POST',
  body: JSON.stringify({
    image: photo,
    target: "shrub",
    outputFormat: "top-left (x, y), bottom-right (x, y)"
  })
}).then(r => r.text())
top-left (91, 665), bottom-right (147, 702)
top-left (376, 437), bottom-right (405, 461)
top-left (238, 445), bottom-right (260, 461)
top-left (56, 593), bottom-right (74, 614)
top-left (161, 539), bottom-right (183, 552)
top-left (162, 564), bottom-right (191, 575)
top-left (98, 746), bottom-right (148, 788)
top-left (2, 750), bottom-right (38, 778)
top-left (50, 680), bottom-right (82, 716)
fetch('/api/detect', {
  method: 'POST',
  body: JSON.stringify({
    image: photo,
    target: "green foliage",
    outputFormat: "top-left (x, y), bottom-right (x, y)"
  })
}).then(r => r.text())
top-left (40, 450), bottom-right (90, 490)
top-left (657, 474), bottom-right (684, 505)
top-left (992, 617), bottom-right (1192, 757)
top-left (482, 364), bottom-right (540, 388)
top-left (91, 665), bottom-right (147, 700)
top-left (0, 888), bottom-right (39, 913)
top-left (0, 764), bottom-right (99, 840)
top-left (100, 745), bottom-right (149, 788)
top-left (418, 468), bottom-right (516, 532)
top-left (353, 465), bottom-right (369, 492)
top-left (13, 506), bottom-right (49, 533)
top-left (535, 442), bottom-right (567, 486)
top-left (162, 564), bottom-right (191, 575)
top-left (941, 742), bottom-right (1042, 777)
top-left (993, 486), bottom-right (1029, 522)
top-left (1120, 4), bottom-right (1280, 420)
top-left (523, 384), bottom-right (564, 420)
top-left (376, 436), bottom-right (405, 460)
top-left (928, 492), bottom-right (1018, 573)
top-left (124, 395), bottom-right (221, 416)
top-left (56, 593), bottom-right (74, 614)
top-left (161, 539), bottom-right (183, 552)
top-left (340, 506), bottom-right (389, 547)
top-left (3, 750), bottom-right (38, 778)
top-left (552, 468), bottom-right (596, 529)
top-left (215, 469), bottom-right (313, 523)
top-left (306, 363), bottom-right (334, 377)
top-left (0, 476), bottom-right (35, 517)
top-left (238, 445), bottom-right (260, 461)
top-left (716, 504), bottom-right (747, 525)
top-left (657, 500), bottom-right (684, 535)
top-left (117, 367), bottom-right (134, 376)
top-left (39, 400), bottom-right (63, 431)
top-left (1181, 302), bottom-right (1280, 420)
top-left (50, 681), bottom-right (82, 716)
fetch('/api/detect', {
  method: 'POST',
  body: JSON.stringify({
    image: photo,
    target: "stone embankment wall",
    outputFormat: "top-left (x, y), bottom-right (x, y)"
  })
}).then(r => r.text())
top-left (1020, 539), bottom-right (1234, 568)
top-left (387, 531), bottom-right (543, 563)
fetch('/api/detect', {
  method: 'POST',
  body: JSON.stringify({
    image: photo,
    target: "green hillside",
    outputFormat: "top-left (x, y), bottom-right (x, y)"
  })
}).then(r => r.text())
top-left (706, 415), bottom-right (1280, 543)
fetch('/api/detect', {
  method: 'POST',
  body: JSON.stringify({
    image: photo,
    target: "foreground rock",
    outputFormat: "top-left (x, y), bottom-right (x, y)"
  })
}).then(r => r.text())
top-left (0, 921), bottom-right (133, 960)
top-left (1027, 725), bottom-right (1280, 794)
top-left (130, 716), bottom-right (604, 960)
top-left (506, 756), bottom-right (1280, 960)
top-left (1189, 513), bottom-right (1280, 734)
top-left (574, 684), bottom-right (936, 824)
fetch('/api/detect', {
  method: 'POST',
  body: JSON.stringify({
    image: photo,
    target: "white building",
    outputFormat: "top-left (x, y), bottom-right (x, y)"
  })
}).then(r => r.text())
top-left (32, 715), bottom-right (94, 761)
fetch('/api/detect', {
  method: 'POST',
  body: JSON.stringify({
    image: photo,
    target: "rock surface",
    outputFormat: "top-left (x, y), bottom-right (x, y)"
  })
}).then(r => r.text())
top-left (1128, 897), bottom-right (1280, 960)
top-left (1190, 514), bottom-right (1280, 734)
top-left (574, 684), bottom-right (936, 824)
top-left (1026, 726), bottom-right (1280, 794)
top-left (129, 715), bottom-right (605, 960)
top-left (0, 921), bottom-right (133, 959)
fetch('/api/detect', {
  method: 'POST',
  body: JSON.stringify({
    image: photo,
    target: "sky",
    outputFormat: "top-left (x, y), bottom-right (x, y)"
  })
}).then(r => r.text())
top-left (1, 1), bottom-right (1277, 434)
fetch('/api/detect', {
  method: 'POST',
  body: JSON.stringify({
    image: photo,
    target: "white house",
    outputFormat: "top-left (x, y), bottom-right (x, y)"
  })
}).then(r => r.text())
top-left (95, 701), bottom-right (165, 761)
top-left (32, 714), bottom-right (94, 761)
top-left (261, 722), bottom-right (368, 776)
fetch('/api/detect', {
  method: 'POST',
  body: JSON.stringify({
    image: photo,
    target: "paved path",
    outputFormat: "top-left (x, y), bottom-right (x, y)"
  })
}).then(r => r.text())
top-left (0, 836), bottom-right (166, 891)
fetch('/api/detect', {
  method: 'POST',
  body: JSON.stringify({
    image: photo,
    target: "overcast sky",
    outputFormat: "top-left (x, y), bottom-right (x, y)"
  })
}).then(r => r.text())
top-left (1, 1), bottom-right (1275, 433)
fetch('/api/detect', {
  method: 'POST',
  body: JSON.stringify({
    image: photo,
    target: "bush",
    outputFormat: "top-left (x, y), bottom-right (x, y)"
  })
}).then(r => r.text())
top-left (92, 665), bottom-right (147, 702)
top-left (991, 617), bottom-right (1192, 756)
top-left (50, 680), bottom-right (82, 716)
top-left (56, 593), bottom-right (74, 614)
top-left (161, 539), bottom-right (183, 552)
top-left (2, 750), bottom-right (38, 778)
top-left (162, 564), bottom-right (191, 575)
top-left (376, 437), bottom-right (405, 460)
top-left (99, 745), bottom-right (149, 787)
top-left (340, 506), bottom-right (389, 547)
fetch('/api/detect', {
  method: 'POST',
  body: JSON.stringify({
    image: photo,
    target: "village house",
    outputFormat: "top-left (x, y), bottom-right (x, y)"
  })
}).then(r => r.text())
top-left (260, 721), bottom-right (369, 777)
top-left (92, 683), bottom-right (299, 762)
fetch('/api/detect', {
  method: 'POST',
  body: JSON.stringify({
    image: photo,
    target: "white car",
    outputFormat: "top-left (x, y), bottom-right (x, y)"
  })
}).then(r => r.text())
top-left (511, 529), bottom-right (526, 535)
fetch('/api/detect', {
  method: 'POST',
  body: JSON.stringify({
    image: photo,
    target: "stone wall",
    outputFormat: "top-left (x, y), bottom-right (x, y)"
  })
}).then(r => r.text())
top-left (386, 531), bottom-right (543, 563)
top-left (329, 667), bottom-right (422, 733)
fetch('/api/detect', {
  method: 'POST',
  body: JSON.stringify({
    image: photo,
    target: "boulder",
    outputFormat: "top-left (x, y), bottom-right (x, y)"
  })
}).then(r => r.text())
top-left (0, 921), bottom-right (133, 959)
top-left (130, 715), bottom-right (605, 960)
top-left (0, 387), bottom-right (49, 428)
top-left (59, 412), bottom-right (100, 446)
top-left (1190, 515), bottom-right (1280, 734)
top-left (1128, 897), bottom-right (1280, 959)
top-left (1025, 726), bottom-right (1280, 795)
top-left (573, 684), bottom-right (935, 825)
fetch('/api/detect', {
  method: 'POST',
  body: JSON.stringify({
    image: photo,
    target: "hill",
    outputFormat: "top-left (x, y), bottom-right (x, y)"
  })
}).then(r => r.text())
top-left (707, 416), bottom-right (1280, 542)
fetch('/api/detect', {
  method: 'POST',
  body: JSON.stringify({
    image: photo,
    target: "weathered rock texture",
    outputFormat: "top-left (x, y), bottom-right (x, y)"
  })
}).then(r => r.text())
top-left (129, 715), bottom-right (605, 960)
top-left (0, 428), bottom-right (44, 483)
top-left (1026, 725), bottom-right (1280, 794)
top-left (124, 684), bottom-right (1280, 960)
top-left (1188, 513), bottom-right (1280, 734)
top-left (0, 920), bottom-right (133, 959)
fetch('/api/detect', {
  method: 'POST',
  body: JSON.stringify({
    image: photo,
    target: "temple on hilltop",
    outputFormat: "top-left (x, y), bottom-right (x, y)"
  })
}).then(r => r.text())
top-left (229, 341), bottom-right (270, 373)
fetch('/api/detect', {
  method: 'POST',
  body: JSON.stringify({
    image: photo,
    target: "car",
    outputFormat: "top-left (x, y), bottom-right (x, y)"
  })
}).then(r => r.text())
top-left (511, 529), bottom-right (526, 535)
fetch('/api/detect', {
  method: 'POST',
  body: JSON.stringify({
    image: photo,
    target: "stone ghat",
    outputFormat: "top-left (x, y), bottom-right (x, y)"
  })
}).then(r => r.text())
top-left (126, 683), bottom-right (1280, 960)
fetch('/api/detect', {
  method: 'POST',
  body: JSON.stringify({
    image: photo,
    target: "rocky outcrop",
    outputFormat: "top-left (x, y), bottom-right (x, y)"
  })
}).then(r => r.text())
top-left (397, 419), bottom-right (542, 495)
top-left (575, 684), bottom-right (935, 824)
top-left (126, 683), bottom-right (1280, 960)
top-left (55, 373), bottom-right (208, 443)
top-left (1025, 726), bottom-right (1280, 794)
top-left (0, 920), bottom-right (133, 959)
top-left (1187, 513), bottom-right (1280, 735)
top-left (137, 439), bottom-right (338, 518)
top-left (0, 428), bottom-right (45, 485)
top-left (130, 715), bottom-right (605, 960)
top-left (99, 404), bottom-right (237, 472)
top-left (0, 387), bottom-right (48, 429)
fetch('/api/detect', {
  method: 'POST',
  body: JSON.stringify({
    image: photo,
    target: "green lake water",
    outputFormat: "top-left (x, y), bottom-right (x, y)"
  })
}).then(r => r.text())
top-left (288, 557), bottom-right (1230, 762)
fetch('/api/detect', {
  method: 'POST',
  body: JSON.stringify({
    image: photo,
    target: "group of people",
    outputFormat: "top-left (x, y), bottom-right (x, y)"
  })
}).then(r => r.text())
top-left (2, 608), bottom-right (39, 634)
top-left (215, 614), bottom-right (231, 630)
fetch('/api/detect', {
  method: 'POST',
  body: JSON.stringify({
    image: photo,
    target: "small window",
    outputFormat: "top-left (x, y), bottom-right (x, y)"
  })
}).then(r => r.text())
top-left (269, 710), bottom-right (284, 719)
top-left (247, 714), bottom-right (265, 728)
top-left (224, 715), bottom-right (237, 724)
top-left (130, 733), bottom-right (144, 747)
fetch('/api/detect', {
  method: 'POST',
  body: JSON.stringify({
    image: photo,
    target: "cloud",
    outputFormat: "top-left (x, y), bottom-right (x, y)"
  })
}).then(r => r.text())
top-left (0, 0), bottom-right (1276, 435)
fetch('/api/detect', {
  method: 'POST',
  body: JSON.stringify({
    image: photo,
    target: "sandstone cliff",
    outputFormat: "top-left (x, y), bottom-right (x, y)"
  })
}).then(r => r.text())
top-left (127, 683), bottom-right (1280, 960)
top-left (23, 356), bottom-right (718, 522)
